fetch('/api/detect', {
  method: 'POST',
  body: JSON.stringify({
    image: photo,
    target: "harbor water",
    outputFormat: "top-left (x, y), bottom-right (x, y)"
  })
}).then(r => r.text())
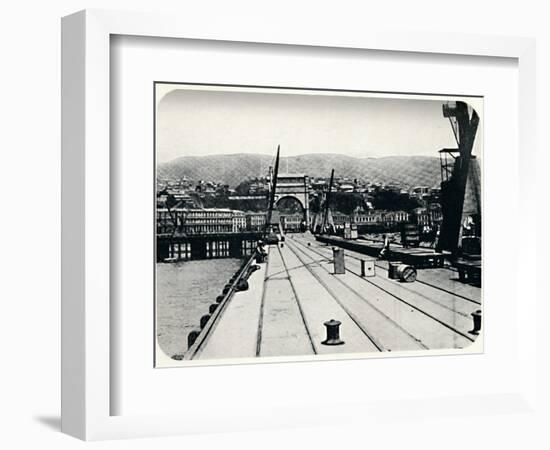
top-left (156, 258), bottom-right (243, 358)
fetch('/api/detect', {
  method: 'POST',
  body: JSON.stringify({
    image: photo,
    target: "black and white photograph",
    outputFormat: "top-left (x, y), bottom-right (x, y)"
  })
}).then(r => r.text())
top-left (154, 83), bottom-right (483, 367)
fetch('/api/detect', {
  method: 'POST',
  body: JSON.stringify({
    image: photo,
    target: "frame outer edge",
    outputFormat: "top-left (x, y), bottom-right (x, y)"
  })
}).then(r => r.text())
top-left (61, 10), bottom-right (87, 441)
top-left (517, 39), bottom-right (537, 409)
top-left (60, 8), bottom-right (538, 440)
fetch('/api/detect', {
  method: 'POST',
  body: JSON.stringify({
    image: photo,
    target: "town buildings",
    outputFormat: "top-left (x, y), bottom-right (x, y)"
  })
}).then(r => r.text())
top-left (232, 210), bottom-right (246, 232)
top-left (245, 212), bottom-right (267, 231)
top-left (157, 207), bottom-right (266, 235)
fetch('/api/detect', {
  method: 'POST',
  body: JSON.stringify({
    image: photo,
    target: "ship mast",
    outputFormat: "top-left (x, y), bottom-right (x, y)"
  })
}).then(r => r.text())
top-left (321, 169), bottom-right (335, 234)
top-left (266, 145), bottom-right (280, 233)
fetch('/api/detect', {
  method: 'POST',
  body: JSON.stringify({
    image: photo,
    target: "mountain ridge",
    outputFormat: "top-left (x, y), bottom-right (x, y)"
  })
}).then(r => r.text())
top-left (157, 153), bottom-right (442, 188)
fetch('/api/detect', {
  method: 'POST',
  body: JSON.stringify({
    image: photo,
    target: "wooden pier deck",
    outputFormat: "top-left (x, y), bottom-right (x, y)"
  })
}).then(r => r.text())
top-left (184, 233), bottom-right (482, 362)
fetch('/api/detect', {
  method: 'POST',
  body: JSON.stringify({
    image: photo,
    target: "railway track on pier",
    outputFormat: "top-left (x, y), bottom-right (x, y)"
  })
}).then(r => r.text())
top-left (286, 237), bottom-right (477, 346)
top-left (314, 236), bottom-right (481, 305)
top-left (281, 243), bottom-right (422, 352)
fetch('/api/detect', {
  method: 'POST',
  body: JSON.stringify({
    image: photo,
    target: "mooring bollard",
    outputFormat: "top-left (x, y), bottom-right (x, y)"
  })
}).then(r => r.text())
top-left (187, 329), bottom-right (200, 349)
top-left (200, 314), bottom-right (211, 329)
top-left (322, 319), bottom-right (345, 345)
top-left (235, 278), bottom-right (249, 291)
top-left (333, 247), bottom-right (345, 274)
top-left (470, 310), bottom-right (482, 335)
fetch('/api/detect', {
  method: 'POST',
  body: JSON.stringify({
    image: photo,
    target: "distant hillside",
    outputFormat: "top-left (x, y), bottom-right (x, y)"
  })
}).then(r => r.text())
top-left (157, 153), bottom-right (441, 188)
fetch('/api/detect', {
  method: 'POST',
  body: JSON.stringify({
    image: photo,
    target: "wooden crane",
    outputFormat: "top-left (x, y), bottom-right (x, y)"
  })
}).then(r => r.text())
top-left (437, 101), bottom-right (480, 255)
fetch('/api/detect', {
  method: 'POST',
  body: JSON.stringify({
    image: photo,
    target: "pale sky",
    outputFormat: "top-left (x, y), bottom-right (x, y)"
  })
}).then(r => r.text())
top-left (156, 87), bottom-right (476, 163)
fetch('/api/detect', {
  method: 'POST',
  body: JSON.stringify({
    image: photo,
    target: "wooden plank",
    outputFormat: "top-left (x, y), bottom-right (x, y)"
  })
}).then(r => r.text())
top-left (304, 235), bottom-right (481, 302)
top-left (279, 245), bottom-right (381, 354)
top-left (257, 246), bottom-right (314, 357)
top-left (283, 244), bottom-right (426, 352)
top-left (195, 260), bottom-right (267, 360)
top-left (288, 239), bottom-right (474, 350)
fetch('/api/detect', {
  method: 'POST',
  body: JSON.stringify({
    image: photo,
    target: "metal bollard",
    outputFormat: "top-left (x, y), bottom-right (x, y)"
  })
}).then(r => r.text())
top-left (235, 278), bottom-right (249, 291)
top-left (321, 319), bottom-right (345, 345)
top-left (187, 329), bottom-right (200, 349)
top-left (470, 310), bottom-right (482, 335)
top-left (200, 314), bottom-right (211, 329)
top-left (332, 247), bottom-right (345, 274)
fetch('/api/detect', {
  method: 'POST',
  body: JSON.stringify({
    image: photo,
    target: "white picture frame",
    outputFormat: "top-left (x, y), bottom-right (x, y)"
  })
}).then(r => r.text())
top-left (61, 9), bottom-right (537, 440)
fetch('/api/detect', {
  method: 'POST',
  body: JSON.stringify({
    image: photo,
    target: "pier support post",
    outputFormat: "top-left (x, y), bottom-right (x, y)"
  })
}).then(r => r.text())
top-left (191, 239), bottom-right (207, 259)
top-left (157, 239), bottom-right (170, 262)
top-left (229, 238), bottom-right (242, 258)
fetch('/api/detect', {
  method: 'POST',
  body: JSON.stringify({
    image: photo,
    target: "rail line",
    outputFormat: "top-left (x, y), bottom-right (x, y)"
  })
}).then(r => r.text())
top-left (284, 242), bottom-right (424, 352)
top-left (255, 250), bottom-right (270, 357)
top-left (292, 237), bottom-right (479, 316)
top-left (301, 239), bottom-right (472, 319)
top-left (285, 240), bottom-right (428, 350)
top-left (276, 245), bottom-right (318, 355)
top-left (305, 236), bottom-right (481, 305)
top-left (287, 238), bottom-right (475, 344)
top-left (290, 241), bottom-right (429, 350)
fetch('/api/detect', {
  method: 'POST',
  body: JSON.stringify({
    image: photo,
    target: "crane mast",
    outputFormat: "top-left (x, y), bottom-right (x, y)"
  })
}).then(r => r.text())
top-left (321, 169), bottom-right (335, 234)
top-left (437, 101), bottom-right (480, 255)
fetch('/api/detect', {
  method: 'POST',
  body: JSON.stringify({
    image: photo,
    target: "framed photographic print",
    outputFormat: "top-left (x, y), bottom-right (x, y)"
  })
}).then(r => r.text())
top-left (62, 9), bottom-right (537, 440)
top-left (153, 83), bottom-right (484, 368)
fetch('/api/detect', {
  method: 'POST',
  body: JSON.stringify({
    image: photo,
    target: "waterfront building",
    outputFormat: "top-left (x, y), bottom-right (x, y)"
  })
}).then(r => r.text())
top-left (412, 204), bottom-right (443, 226)
top-left (232, 210), bottom-right (247, 232)
top-left (281, 214), bottom-right (303, 232)
top-left (383, 210), bottom-right (410, 225)
top-left (156, 207), bottom-right (234, 235)
top-left (157, 208), bottom-right (175, 235)
top-left (328, 209), bottom-right (411, 229)
top-left (245, 212), bottom-right (267, 231)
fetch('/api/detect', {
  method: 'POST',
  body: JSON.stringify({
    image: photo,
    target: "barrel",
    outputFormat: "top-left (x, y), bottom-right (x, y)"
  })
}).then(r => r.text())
top-left (388, 261), bottom-right (402, 279)
top-left (396, 264), bottom-right (417, 282)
